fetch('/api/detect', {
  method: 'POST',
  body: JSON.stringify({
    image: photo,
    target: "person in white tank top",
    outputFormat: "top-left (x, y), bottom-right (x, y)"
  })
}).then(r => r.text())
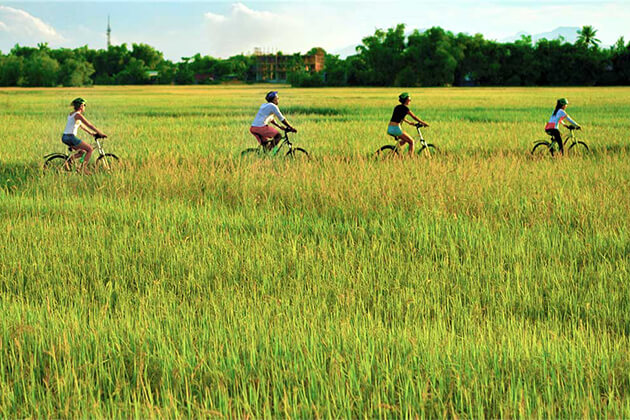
top-left (61, 98), bottom-right (107, 172)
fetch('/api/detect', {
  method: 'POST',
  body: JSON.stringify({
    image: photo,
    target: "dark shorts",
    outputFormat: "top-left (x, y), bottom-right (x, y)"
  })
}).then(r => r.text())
top-left (61, 134), bottom-right (82, 147)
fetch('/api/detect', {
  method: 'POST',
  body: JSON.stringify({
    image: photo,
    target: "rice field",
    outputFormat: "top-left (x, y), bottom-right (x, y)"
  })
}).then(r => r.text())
top-left (1, 85), bottom-right (629, 417)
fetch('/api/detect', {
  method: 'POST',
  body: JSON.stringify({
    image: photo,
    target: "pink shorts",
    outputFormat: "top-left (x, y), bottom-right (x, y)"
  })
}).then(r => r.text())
top-left (250, 125), bottom-right (279, 144)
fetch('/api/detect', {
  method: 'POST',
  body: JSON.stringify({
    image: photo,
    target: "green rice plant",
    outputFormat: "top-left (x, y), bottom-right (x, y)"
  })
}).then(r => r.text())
top-left (1, 85), bottom-right (629, 417)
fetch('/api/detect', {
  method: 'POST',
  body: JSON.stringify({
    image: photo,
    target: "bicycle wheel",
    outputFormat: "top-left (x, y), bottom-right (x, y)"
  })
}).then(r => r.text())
top-left (375, 145), bottom-right (400, 159)
top-left (95, 153), bottom-right (119, 171)
top-left (418, 143), bottom-right (438, 156)
top-left (531, 141), bottom-right (553, 156)
top-left (285, 147), bottom-right (310, 161)
top-left (43, 154), bottom-right (72, 172)
top-left (567, 141), bottom-right (590, 155)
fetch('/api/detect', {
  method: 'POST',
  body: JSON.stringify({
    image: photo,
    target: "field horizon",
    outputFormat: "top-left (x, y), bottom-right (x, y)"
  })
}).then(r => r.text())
top-left (1, 85), bottom-right (629, 417)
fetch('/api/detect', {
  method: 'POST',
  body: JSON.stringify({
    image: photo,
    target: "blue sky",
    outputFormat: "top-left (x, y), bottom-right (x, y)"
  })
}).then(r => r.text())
top-left (1, 1), bottom-right (629, 61)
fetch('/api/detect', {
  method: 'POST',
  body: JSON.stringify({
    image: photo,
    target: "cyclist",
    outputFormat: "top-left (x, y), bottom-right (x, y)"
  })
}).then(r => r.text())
top-left (62, 98), bottom-right (107, 171)
top-left (544, 98), bottom-right (580, 155)
top-left (250, 91), bottom-right (297, 150)
top-left (387, 92), bottom-right (429, 156)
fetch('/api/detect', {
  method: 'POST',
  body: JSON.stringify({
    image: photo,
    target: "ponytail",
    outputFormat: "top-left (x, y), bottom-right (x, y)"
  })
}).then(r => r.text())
top-left (552, 101), bottom-right (563, 117)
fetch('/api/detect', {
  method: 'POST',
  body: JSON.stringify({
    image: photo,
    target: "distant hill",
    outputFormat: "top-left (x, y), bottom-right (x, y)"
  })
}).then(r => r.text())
top-left (500, 27), bottom-right (580, 43)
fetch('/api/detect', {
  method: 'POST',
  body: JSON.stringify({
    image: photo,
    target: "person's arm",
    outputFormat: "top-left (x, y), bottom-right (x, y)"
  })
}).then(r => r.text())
top-left (76, 113), bottom-right (106, 137)
top-left (79, 125), bottom-right (96, 136)
top-left (272, 105), bottom-right (296, 132)
top-left (280, 118), bottom-right (296, 132)
top-left (561, 113), bottom-right (580, 128)
top-left (407, 110), bottom-right (429, 127)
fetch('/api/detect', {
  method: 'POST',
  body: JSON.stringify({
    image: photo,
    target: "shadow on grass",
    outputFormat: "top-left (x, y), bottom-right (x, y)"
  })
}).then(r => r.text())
top-left (0, 162), bottom-right (38, 193)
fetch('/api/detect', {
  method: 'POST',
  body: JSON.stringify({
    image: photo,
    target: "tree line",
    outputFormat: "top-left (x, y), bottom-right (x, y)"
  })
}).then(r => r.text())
top-left (296, 25), bottom-right (630, 87)
top-left (1, 24), bottom-right (629, 87)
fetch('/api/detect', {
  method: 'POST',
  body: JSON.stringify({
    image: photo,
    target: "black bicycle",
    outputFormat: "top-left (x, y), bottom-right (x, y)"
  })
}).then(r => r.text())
top-left (242, 127), bottom-right (310, 160)
top-left (375, 123), bottom-right (437, 158)
top-left (44, 134), bottom-right (119, 172)
top-left (531, 126), bottom-right (589, 156)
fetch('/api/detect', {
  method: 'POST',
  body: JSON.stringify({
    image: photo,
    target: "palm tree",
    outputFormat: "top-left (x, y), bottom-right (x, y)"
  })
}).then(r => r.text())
top-left (577, 26), bottom-right (601, 49)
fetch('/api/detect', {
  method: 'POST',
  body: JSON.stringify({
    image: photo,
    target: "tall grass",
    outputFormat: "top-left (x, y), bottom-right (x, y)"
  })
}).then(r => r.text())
top-left (1, 86), bottom-right (629, 417)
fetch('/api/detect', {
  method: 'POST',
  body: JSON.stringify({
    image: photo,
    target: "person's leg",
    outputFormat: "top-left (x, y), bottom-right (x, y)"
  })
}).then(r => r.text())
top-left (251, 126), bottom-right (279, 150)
top-left (399, 132), bottom-right (415, 155)
top-left (72, 142), bottom-right (93, 170)
top-left (270, 133), bottom-right (282, 148)
top-left (552, 130), bottom-right (563, 155)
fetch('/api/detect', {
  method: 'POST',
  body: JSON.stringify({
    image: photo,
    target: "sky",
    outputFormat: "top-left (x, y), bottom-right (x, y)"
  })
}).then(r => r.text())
top-left (1, 0), bottom-right (630, 61)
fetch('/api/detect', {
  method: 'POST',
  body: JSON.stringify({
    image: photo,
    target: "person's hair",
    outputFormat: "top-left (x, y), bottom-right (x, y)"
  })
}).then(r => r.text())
top-left (265, 91), bottom-right (278, 102)
top-left (552, 100), bottom-right (564, 116)
top-left (71, 97), bottom-right (86, 111)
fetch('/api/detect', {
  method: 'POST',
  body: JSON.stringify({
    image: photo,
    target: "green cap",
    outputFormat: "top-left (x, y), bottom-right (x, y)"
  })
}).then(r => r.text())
top-left (399, 92), bottom-right (410, 101)
top-left (558, 98), bottom-right (568, 105)
top-left (71, 97), bottom-right (86, 106)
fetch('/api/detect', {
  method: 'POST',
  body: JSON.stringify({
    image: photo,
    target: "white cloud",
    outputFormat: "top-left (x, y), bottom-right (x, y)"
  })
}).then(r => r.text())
top-left (204, 12), bottom-right (227, 24)
top-left (202, 2), bottom-right (359, 57)
top-left (0, 6), bottom-right (64, 47)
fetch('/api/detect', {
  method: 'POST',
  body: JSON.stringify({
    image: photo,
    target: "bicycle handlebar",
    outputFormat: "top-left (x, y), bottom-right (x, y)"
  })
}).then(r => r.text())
top-left (93, 133), bottom-right (108, 139)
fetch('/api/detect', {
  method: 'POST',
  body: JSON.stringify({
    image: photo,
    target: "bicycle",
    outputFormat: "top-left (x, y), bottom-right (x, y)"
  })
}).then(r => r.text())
top-left (241, 127), bottom-right (310, 160)
top-left (44, 134), bottom-right (119, 172)
top-left (375, 123), bottom-right (437, 158)
top-left (531, 126), bottom-right (589, 156)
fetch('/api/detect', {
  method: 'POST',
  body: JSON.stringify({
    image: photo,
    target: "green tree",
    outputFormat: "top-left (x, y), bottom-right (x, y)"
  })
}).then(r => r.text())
top-left (0, 55), bottom-right (26, 86)
top-left (59, 58), bottom-right (95, 87)
top-left (174, 58), bottom-right (194, 84)
top-left (24, 52), bottom-right (60, 86)
top-left (323, 54), bottom-right (347, 86)
top-left (91, 44), bottom-right (131, 84)
top-left (405, 27), bottom-right (463, 86)
top-left (131, 43), bottom-right (163, 69)
top-left (577, 26), bottom-right (601, 49)
top-left (356, 24), bottom-right (406, 85)
top-left (116, 57), bottom-right (149, 84)
top-left (156, 60), bottom-right (177, 84)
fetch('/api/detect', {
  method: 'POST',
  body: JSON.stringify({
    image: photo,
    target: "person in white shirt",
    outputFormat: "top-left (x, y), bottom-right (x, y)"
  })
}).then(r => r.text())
top-left (250, 91), bottom-right (297, 149)
top-left (545, 98), bottom-right (580, 155)
top-left (62, 98), bottom-right (107, 172)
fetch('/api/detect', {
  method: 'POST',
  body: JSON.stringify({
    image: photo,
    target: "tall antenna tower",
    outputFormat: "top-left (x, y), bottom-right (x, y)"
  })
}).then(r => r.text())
top-left (107, 15), bottom-right (111, 48)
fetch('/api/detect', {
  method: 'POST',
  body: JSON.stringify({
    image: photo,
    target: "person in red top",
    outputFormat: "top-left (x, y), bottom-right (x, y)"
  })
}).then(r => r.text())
top-left (545, 98), bottom-right (580, 155)
top-left (387, 92), bottom-right (429, 156)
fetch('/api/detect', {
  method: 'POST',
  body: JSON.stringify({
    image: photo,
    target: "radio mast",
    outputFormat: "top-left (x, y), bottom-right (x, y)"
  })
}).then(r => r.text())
top-left (107, 15), bottom-right (111, 48)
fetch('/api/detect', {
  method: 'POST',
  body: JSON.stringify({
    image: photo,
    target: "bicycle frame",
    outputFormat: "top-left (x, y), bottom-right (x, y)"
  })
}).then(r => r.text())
top-left (255, 130), bottom-right (294, 155)
top-left (563, 128), bottom-right (578, 146)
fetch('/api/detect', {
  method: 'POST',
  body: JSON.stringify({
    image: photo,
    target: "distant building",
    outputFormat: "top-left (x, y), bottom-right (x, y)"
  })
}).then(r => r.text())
top-left (254, 48), bottom-right (325, 82)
